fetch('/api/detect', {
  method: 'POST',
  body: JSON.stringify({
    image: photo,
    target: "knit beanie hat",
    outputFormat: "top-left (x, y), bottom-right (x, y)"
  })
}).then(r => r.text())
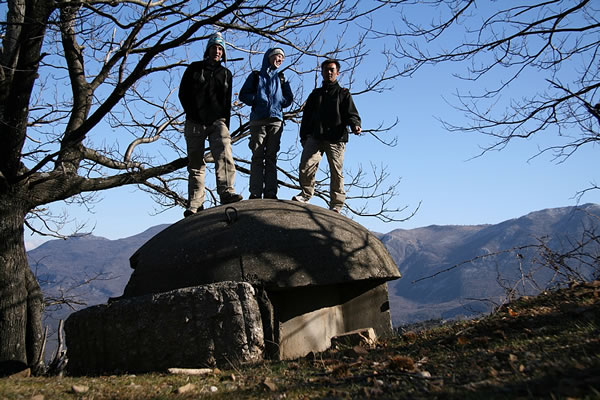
top-left (204, 33), bottom-right (227, 62)
top-left (267, 48), bottom-right (285, 59)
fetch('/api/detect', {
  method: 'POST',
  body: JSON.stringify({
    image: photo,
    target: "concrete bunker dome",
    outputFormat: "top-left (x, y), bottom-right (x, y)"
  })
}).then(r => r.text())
top-left (122, 199), bottom-right (401, 360)
top-left (65, 200), bottom-right (401, 374)
top-left (124, 199), bottom-right (400, 297)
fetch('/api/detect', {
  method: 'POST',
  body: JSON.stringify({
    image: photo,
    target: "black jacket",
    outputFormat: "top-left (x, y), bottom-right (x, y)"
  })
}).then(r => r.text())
top-left (300, 81), bottom-right (361, 143)
top-left (178, 60), bottom-right (232, 128)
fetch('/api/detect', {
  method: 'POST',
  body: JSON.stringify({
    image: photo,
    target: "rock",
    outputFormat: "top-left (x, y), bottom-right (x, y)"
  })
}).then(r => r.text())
top-left (71, 385), bottom-right (89, 393)
top-left (261, 377), bottom-right (277, 391)
top-left (7, 367), bottom-right (30, 378)
top-left (176, 383), bottom-right (196, 394)
top-left (65, 282), bottom-right (263, 375)
top-left (331, 327), bottom-right (377, 348)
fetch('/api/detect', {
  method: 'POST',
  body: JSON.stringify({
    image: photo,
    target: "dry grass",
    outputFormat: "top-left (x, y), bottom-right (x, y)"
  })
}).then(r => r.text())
top-left (1, 281), bottom-right (599, 399)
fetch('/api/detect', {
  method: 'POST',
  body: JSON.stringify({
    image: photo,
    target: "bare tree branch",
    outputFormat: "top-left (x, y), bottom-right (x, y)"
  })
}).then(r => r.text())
top-left (1, 0), bottom-right (412, 369)
top-left (382, 0), bottom-right (599, 196)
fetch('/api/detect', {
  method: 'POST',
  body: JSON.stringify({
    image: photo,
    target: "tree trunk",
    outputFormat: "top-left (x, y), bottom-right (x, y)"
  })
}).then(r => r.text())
top-left (0, 196), bottom-right (44, 376)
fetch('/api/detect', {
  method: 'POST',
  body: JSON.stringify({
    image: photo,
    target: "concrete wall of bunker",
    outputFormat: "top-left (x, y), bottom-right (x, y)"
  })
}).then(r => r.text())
top-left (265, 280), bottom-right (393, 359)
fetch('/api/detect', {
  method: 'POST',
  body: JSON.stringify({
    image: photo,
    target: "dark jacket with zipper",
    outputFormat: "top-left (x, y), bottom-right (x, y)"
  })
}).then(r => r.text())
top-left (178, 60), bottom-right (232, 128)
top-left (299, 81), bottom-right (361, 143)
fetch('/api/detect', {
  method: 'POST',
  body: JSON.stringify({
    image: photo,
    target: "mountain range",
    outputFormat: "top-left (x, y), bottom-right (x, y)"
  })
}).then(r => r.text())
top-left (27, 203), bottom-right (600, 358)
top-left (380, 203), bottom-right (600, 325)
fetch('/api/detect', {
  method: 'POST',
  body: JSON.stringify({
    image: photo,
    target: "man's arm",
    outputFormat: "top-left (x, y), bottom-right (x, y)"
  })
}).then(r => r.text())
top-left (299, 91), bottom-right (316, 145)
top-left (178, 65), bottom-right (194, 114)
top-left (342, 89), bottom-right (361, 134)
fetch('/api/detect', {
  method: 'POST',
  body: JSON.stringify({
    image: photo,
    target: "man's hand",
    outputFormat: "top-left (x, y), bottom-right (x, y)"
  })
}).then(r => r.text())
top-left (352, 126), bottom-right (362, 135)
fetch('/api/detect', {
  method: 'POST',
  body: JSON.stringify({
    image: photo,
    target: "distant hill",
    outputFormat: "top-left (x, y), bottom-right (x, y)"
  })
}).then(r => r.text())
top-left (381, 203), bottom-right (600, 325)
top-left (27, 224), bottom-right (170, 360)
top-left (28, 204), bottom-right (600, 358)
top-left (29, 224), bottom-right (170, 309)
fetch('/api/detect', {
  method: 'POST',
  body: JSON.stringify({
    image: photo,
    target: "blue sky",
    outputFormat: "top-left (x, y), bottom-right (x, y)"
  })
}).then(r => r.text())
top-left (23, 2), bottom-right (600, 249)
top-left (25, 61), bottom-right (598, 249)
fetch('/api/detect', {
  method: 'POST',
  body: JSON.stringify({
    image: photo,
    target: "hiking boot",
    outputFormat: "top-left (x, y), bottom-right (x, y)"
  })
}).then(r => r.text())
top-left (221, 192), bottom-right (243, 204)
top-left (292, 194), bottom-right (309, 203)
top-left (183, 205), bottom-right (204, 218)
top-left (264, 193), bottom-right (278, 199)
top-left (330, 207), bottom-right (342, 213)
top-left (249, 193), bottom-right (261, 199)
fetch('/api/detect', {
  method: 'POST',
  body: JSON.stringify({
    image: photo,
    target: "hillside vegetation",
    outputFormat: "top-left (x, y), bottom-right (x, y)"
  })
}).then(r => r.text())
top-left (2, 280), bottom-right (599, 399)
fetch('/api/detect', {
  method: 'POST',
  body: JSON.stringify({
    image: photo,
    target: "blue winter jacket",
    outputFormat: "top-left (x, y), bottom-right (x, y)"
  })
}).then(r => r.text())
top-left (239, 49), bottom-right (293, 121)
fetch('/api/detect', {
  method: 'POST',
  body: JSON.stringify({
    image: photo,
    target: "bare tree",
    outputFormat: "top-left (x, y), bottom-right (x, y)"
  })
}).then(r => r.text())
top-left (378, 0), bottom-right (599, 315)
top-left (384, 0), bottom-right (599, 165)
top-left (0, 0), bottom-right (408, 374)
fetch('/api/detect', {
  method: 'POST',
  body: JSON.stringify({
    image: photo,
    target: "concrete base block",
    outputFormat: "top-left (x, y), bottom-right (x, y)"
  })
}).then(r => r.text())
top-left (64, 282), bottom-right (263, 375)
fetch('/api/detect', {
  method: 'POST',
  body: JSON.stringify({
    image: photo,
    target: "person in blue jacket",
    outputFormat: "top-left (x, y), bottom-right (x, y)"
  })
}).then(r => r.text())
top-left (239, 48), bottom-right (294, 199)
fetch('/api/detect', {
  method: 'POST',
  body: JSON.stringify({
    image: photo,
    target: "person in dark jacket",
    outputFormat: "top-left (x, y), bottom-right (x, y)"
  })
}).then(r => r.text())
top-left (239, 48), bottom-right (294, 199)
top-left (292, 59), bottom-right (361, 212)
top-left (178, 33), bottom-right (242, 217)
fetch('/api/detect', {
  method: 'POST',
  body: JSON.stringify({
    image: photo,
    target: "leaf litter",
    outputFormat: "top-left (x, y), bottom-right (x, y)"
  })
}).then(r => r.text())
top-left (0, 281), bottom-right (599, 399)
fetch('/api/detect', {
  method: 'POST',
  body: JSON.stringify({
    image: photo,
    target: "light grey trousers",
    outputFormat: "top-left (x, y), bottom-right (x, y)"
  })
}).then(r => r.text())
top-left (184, 118), bottom-right (236, 211)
